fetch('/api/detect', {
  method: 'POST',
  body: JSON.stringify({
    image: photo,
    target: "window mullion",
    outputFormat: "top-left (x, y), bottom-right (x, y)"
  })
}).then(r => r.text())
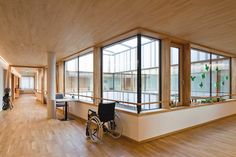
top-left (137, 34), bottom-right (142, 114)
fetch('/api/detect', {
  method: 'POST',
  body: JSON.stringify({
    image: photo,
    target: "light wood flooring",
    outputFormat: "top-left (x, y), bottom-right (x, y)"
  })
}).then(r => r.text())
top-left (1, 94), bottom-right (236, 157)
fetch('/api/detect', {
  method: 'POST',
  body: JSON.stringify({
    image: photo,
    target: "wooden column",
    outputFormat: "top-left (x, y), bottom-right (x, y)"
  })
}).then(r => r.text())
top-left (182, 44), bottom-right (191, 105)
top-left (231, 57), bottom-right (236, 99)
top-left (35, 70), bottom-right (39, 91)
top-left (11, 74), bottom-right (14, 100)
top-left (5, 66), bottom-right (11, 88)
top-left (93, 47), bottom-right (101, 106)
top-left (57, 61), bottom-right (64, 93)
top-left (41, 68), bottom-right (45, 104)
top-left (161, 39), bottom-right (171, 109)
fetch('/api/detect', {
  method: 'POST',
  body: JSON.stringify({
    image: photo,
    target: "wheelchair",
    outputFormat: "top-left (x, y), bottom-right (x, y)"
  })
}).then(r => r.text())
top-left (86, 102), bottom-right (123, 143)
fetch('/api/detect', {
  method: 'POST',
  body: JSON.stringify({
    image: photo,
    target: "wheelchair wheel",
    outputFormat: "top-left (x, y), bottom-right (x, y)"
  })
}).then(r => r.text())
top-left (107, 114), bottom-right (123, 139)
top-left (87, 116), bottom-right (103, 143)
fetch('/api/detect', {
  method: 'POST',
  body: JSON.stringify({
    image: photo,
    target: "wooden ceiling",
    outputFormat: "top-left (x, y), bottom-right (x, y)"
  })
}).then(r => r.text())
top-left (0, 0), bottom-right (236, 66)
top-left (14, 67), bottom-right (38, 76)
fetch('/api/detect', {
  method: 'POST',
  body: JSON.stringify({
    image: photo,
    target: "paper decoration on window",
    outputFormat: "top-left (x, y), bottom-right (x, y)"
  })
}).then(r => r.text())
top-left (201, 73), bottom-right (206, 79)
top-left (225, 75), bottom-right (229, 80)
top-left (191, 76), bottom-right (196, 81)
top-left (199, 82), bottom-right (203, 88)
top-left (222, 81), bottom-right (225, 86)
top-left (205, 64), bottom-right (209, 71)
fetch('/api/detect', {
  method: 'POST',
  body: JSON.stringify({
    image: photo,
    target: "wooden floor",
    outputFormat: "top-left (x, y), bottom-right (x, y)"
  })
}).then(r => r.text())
top-left (1, 95), bottom-right (236, 157)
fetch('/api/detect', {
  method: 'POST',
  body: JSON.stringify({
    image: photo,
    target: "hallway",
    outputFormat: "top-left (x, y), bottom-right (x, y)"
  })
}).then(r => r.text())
top-left (1, 95), bottom-right (236, 157)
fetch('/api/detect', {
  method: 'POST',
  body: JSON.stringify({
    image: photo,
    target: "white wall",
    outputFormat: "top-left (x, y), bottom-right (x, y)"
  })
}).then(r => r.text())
top-left (68, 102), bottom-right (139, 140)
top-left (67, 101), bottom-right (236, 142)
top-left (138, 101), bottom-right (236, 141)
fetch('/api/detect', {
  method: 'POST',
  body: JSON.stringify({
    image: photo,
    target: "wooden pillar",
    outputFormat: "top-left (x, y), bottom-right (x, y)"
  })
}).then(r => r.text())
top-left (11, 74), bottom-right (14, 100)
top-left (161, 39), bottom-right (171, 109)
top-left (35, 70), bottom-right (38, 91)
top-left (93, 47), bottom-right (101, 106)
top-left (5, 66), bottom-right (11, 88)
top-left (182, 44), bottom-right (191, 105)
top-left (41, 68), bottom-right (45, 104)
top-left (57, 61), bottom-right (64, 93)
top-left (231, 57), bottom-right (236, 99)
top-left (47, 52), bottom-right (56, 119)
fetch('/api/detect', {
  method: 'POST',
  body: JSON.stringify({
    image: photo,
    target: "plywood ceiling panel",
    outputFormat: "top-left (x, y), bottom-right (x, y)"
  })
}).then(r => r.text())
top-left (0, 0), bottom-right (236, 66)
top-left (14, 67), bottom-right (38, 76)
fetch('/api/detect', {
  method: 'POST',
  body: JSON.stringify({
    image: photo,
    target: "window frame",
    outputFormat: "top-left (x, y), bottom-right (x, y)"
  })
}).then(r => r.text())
top-left (170, 43), bottom-right (183, 106)
top-left (190, 48), bottom-right (231, 99)
top-left (101, 34), bottom-right (162, 113)
top-left (63, 51), bottom-right (94, 102)
top-left (64, 57), bottom-right (79, 96)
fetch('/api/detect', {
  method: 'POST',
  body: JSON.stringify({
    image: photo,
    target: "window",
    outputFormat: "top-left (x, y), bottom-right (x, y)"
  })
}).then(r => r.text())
top-left (79, 53), bottom-right (93, 101)
top-left (191, 49), bottom-right (211, 98)
top-left (211, 55), bottom-right (230, 98)
top-left (102, 35), bottom-right (161, 112)
top-left (170, 47), bottom-right (180, 105)
top-left (191, 49), bottom-right (231, 101)
top-left (65, 58), bottom-right (78, 97)
top-left (141, 36), bottom-right (160, 110)
top-left (64, 53), bottom-right (94, 101)
top-left (20, 76), bottom-right (34, 89)
top-left (103, 37), bottom-right (138, 111)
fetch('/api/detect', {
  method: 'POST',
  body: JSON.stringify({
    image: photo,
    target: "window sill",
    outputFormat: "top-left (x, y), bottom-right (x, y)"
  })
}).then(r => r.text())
top-left (138, 99), bottom-right (236, 116)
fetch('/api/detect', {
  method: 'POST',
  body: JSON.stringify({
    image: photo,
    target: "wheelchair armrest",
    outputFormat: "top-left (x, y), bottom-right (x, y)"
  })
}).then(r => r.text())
top-left (88, 109), bottom-right (97, 117)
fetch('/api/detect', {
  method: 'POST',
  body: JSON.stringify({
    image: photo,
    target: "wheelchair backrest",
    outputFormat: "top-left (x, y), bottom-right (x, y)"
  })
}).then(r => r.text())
top-left (98, 102), bottom-right (116, 122)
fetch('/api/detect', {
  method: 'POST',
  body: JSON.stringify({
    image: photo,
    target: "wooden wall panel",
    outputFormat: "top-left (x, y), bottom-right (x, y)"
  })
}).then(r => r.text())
top-left (231, 58), bottom-right (236, 99)
top-left (182, 44), bottom-right (191, 105)
top-left (161, 39), bottom-right (171, 109)
top-left (93, 47), bottom-right (101, 106)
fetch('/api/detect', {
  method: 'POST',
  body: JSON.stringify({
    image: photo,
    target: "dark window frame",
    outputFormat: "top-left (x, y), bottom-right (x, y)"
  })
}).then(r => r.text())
top-left (63, 52), bottom-right (94, 102)
top-left (101, 34), bottom-right (162, 114)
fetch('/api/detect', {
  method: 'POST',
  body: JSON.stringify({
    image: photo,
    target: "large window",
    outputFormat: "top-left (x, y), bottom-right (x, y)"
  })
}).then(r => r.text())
top-left (211, 54), bottom-right (230, 97)
top-left (170, 47), bottom-right (180, 105)
top-left (102, 35), bottom-right (160, 112)
top-left (79, 53), bottom-right (93, 101)
top-left (191, 49), bottom-right (231, 101)
top-left (64, 52), bottom-right (94, 101)
top-left (191, 49), bottom-right (211, 97)
top-left (141, 36), bottom-right (160, 110)
top-left (20, 76), bottom-right (34, 89)
top-left (65, 58), bottom-right (78, 96)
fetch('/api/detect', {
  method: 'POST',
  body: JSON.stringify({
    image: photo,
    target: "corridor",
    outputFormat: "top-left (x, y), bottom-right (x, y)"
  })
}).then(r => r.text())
top-left (0, 95), bottom-right (236, 157)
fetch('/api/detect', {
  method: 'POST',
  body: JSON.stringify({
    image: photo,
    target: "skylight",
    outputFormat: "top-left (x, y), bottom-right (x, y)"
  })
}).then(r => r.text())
top-left (141, 36), bottom-right (152, 44)
top-left (121, 38), bottom-right (137, 48)
top-left (104, 44), bottom-right (129, 54)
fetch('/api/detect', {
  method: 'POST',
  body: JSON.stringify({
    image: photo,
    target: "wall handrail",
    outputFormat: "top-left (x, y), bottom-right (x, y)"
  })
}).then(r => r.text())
top-left (76, 94), bottom-right (163, 106)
